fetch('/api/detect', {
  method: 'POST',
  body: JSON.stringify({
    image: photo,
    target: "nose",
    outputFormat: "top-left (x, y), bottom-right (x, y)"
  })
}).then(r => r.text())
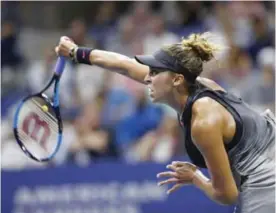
top-left (144, 73), bottom-right (151, 84)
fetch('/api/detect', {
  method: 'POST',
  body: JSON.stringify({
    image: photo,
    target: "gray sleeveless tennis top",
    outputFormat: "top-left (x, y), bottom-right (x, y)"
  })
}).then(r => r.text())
top-left (178, 84), bottom-right (275, 185)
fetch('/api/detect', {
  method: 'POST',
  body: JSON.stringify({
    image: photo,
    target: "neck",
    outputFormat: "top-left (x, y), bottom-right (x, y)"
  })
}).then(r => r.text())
top-left (165, 89), bottom-right (189, 114)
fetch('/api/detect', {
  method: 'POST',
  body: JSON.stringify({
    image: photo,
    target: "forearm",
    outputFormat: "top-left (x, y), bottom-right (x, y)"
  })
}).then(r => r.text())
top-left (90, 50), bottom-right (129, 73)
top-left (192, 170), bottom-right (237, 205)
top-left (56, 37), bottom-right (148, 84)
top-left (88, 49), bottom-right (147, 84)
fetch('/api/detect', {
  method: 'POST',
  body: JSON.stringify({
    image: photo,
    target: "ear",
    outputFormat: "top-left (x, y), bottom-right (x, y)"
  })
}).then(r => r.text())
top-left (172, 74), bottom-right (184, 87)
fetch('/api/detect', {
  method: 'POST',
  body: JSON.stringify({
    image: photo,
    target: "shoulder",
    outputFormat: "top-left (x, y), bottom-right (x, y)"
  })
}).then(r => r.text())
top-left (192, 96), bottom-right (224, 123)
top-left (190, 97), bottom-right (224, 143)
top-left (197, 77), bottom-right (226, 92)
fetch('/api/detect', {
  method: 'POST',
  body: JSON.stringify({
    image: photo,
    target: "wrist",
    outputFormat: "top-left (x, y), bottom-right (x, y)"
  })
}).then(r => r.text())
top-left (192, 169), bottom-right (210, 186)
top-left (192, 170), bottom-right (237, 205)
top-left (70, 46), bottom-right (94, 65)
top-left (69, 46), bottom-right (78, 62)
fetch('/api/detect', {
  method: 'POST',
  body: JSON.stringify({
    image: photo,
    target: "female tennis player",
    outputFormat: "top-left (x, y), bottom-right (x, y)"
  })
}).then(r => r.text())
top-left (55, 32), bottom-right (275, 212)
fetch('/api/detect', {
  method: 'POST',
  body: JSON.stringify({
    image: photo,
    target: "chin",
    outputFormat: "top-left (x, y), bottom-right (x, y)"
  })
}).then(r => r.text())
top-left (148, 94), bottom-right (156, 103)
top-left (148, 92), bottom-right (163, 103)
top-left (149, 96), bottom-right (161, 104)
top-left (151, 98), bottom-right (157, 103)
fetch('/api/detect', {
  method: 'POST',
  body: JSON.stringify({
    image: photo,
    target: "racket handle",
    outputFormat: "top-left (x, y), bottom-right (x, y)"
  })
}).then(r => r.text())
top-left (54, 57), bottom-right (66, 76)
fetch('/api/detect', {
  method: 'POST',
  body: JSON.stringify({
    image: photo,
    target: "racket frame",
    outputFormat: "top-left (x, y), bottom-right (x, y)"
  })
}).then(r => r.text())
top-left (13, 58), bottom-right (65, 162)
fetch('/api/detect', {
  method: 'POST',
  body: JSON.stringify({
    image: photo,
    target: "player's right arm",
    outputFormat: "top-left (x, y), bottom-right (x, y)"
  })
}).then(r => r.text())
top-left (55, 36), bottom-right (149, 84)
top-left (89, 50), bottom-right (149, 84)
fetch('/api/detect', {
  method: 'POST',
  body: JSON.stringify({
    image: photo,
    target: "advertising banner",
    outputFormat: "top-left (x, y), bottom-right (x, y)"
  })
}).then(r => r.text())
top-left (2, 162), bottom-right (235, 213)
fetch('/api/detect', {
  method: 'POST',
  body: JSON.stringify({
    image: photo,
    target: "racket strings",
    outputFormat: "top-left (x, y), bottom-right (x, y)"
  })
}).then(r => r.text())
top-left (25, 100), bottom-right (59, 133)
top-left (18, 129), bottom-right (49, 152)
top-left (16, 98), bottom-right (60, 158)
top-left (32, 99), bottom-right (57, 121)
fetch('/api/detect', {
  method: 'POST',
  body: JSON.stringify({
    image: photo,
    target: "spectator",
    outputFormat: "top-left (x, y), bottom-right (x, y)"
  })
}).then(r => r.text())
top-left (68, 101), bottom-right (119, 165)
top-left (1, 20), bottom-right (25, 95)
top-left (247, 14), bottom-right (274, 63)
top-left (63, 18), bottom-right (98, 107)
top-left (128, 2), bottom-right (152, 40)
top-left (1, 20), bottom-right (23, 68)
top-left (132, 113), bottom-right (180, 163)
top-left (26, 47), bottom-right (56, 94)
top-left (143, 14), bottom-right (179, 54)
top-left (115, 89), bottom-right (164, 161)
top-left (89, 2), bottom-right (118, 49)
top-left (238, 47), bottom-right (275, 113)
top-left (171, 2), bottom-right (207, 36)
top-left (107, 16), bottom-right (141, 57)
top-left (211, 46), bottom-right (254, 90)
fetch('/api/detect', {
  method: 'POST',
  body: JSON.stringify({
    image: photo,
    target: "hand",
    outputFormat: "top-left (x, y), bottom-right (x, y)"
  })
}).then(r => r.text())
top-left (55, 36), bottom-right (78, 58)
top-left (157, 161), bottom-right (197, 194)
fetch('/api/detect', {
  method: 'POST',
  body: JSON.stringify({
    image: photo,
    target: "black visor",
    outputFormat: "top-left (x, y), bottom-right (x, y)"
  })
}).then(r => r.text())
top-left (135, 49), bottom-right (197, 83)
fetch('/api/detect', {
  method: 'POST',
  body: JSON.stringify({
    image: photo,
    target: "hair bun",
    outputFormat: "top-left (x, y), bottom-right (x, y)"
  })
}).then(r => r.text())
top-left (181, 32), bottom-right (222, 62)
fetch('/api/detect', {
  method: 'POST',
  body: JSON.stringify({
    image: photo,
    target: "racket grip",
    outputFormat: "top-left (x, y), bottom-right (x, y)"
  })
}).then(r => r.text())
top-left (54, 57), bottom-right (66, 76)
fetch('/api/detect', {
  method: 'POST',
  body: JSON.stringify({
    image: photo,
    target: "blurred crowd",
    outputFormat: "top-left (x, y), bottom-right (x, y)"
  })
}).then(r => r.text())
top-left (1, 1), bottom-right (275, 169)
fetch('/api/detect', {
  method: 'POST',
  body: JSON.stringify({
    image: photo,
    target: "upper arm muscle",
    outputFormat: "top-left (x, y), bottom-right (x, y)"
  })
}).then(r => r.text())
top-left (191, 99), bottom-right (237, 194)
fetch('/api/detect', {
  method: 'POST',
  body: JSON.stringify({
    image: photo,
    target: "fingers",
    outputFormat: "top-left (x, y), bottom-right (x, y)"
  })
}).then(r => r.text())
top-left (55, 45), bottom-right (67, 57)
top-left (157, 178), bottom-right (179, 186)
top-left (166, 162), bottom-right (191, 172)
top-left (172, 161), bottom-right (188, 167)
top-left (60, 36), bottom-right (71, 42)
top-left (157, 171), bottom-right (178, 178)
top-left (167, 183), bottom-right (184, 194)
top-left (172, 161), bottom-right (197, 172)
top-left (156, 161), bottom-right (196, 195)
top-left (55, 46), bottom-right (59, 55)
top-left (55, 36), bottom-right (77, 57)
top-left (166, 164), bottom-right (177, 171)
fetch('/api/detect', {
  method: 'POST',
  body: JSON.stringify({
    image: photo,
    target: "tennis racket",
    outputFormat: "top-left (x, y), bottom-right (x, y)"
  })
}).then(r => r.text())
top-left (13, 57), bottom-right (66, 162)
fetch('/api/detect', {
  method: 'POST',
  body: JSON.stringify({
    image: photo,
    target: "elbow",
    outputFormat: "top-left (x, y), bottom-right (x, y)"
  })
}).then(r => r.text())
top-left (215, 189), bottom-right (239, 205)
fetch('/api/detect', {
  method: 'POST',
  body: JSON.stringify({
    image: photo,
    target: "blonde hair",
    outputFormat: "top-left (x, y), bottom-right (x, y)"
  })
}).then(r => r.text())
top-left (163, 32), bottom-right (225, 76)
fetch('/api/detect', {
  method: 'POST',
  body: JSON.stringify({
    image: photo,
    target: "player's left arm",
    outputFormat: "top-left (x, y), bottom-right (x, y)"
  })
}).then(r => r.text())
top-left (190, 97), bottom-right (238, 205)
